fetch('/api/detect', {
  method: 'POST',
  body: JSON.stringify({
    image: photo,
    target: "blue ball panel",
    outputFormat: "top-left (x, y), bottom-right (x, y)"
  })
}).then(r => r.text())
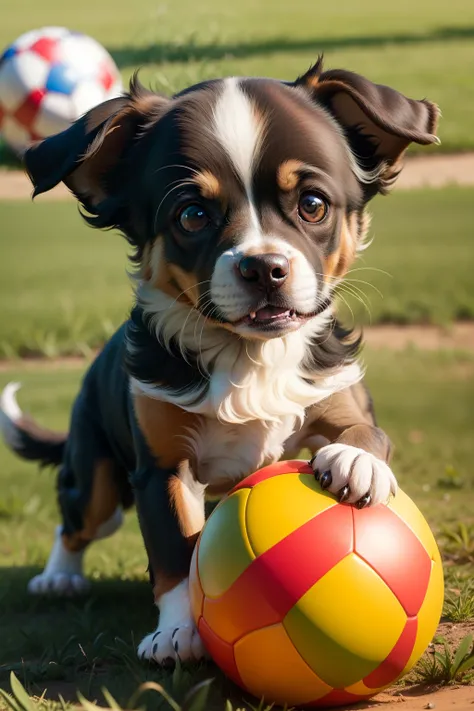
top-left (1, 46), bottom-right (18, 62)
top-left (45, 63), bottom-right (78, 95)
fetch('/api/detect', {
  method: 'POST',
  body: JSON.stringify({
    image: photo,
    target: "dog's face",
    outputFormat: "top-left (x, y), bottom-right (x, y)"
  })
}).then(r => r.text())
top-left (25, 60), bottom-right (438, 341)
top-left (141, 76), bottom-right (364, 340)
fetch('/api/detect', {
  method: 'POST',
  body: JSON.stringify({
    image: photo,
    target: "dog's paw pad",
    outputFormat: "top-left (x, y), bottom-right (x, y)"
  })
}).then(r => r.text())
top-left (27, 572), bottom-right (90, 596)
top-left (138, 624), bottom-right (208, 664)
top-left (311, 443), bottom-right (397, 507)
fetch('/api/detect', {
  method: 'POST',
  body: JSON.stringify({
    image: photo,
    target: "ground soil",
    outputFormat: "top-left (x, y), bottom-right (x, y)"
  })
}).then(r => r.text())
top-left (354, 685), bottom-right (473, 710)
top-left (0, 153), bottom-right (473, 200)
top-left (362, 322), bottom-right (474, 352)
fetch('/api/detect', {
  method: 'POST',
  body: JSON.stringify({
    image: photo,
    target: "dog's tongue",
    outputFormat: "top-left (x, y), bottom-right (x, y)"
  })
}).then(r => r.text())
top-left (254, 305), bottom-right (290, 320)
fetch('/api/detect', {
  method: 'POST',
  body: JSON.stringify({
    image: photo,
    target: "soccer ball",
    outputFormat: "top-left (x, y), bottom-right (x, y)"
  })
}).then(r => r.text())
top-left (189, 460), bottom-right (444, 708)
top-left (0, 27), bottom-right (122, 153)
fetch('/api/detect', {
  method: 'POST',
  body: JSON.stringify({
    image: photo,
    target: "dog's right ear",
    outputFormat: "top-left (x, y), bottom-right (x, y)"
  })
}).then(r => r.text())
top-left (24, 77), bottom-right (169, 216)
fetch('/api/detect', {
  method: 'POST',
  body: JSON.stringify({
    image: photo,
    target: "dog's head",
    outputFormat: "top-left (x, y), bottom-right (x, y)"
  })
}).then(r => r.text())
top-left (25, 59), bottom-right (438, 342)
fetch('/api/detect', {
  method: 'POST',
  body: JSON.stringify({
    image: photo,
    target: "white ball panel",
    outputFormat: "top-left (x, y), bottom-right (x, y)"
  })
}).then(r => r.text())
top-left (0, 53), bottom-right (48, 111)
top-left (13, 29), bottom-right (44, 50)
top-left (33, 92), bottom-right (75, 137)
top-left (72, 80), bottom-right (107, 116)
top-left (34, 26), bottom-right (70, 41)
top-left (58, 35), bottom-right (110, 77)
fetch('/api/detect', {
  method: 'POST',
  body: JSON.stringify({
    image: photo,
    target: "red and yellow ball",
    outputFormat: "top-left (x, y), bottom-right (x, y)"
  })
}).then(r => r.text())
top-left (189, 460), bottom-right (444, 708)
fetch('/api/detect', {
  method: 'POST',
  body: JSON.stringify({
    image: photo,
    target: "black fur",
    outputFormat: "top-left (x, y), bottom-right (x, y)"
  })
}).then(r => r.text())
top-left (124, 307), bottom-right (210, 403)
top-left (0, 413), bottom-right (65, 467)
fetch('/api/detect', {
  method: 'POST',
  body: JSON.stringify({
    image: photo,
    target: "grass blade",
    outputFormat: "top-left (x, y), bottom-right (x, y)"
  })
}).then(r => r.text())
top-left (457, 654), bottom-right (474, 677)
top-left (101, 689), bottom-right (122, 710)
top-left (77, 693), bottom-right (101, 711)
top-left (9, 673), bottom-right (33, 711)
top-left (127, 681), bottom-right (181, 711)
top-left (181, 679), bottom-right (214, 711)
top-left (0, 689), bottom-right (22, 711)
top-left (452, 634), bottom-right (473, 674)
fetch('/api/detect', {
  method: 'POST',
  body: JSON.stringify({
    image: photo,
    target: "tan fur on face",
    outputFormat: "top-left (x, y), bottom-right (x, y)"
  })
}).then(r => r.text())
top-left (145, 239), bottom-right (200, 304)
top-left (168, 264), bottom-right (200, 306)
top-left (325, 215), bottom-right (357, 281)
top-left (277, 159), bottom-right (304, 192)
top-left (192, 170), bottom-right (221, 200)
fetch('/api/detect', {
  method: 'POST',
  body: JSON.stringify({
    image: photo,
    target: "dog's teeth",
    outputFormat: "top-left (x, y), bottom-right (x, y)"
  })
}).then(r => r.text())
top-left (249, 312), bottom-right (257, 320)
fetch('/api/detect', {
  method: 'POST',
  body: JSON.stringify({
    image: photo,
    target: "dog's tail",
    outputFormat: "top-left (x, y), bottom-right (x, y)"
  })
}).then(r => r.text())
top-left (0, 382), bottom-right (67, 467)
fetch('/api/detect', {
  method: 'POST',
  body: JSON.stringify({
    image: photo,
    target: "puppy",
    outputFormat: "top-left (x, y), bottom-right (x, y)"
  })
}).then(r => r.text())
top-left (0, 58), bottom-right (439, 664)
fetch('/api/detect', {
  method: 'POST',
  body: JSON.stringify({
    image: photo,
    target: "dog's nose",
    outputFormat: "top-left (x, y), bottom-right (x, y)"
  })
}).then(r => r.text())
top-left (238, 253), bottom-right (289, 289)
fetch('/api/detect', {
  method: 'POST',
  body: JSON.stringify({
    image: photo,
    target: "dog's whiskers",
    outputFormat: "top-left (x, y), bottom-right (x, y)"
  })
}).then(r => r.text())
top-left (152, 164), bottom-right (200, 177)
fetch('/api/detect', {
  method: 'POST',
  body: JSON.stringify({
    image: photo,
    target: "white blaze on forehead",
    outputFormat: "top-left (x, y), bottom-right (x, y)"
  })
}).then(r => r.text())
top-left (212, 77), bottom-right (265, 233)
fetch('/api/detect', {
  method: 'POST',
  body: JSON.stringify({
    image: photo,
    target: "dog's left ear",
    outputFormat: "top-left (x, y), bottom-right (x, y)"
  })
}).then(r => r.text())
top-left (295, 58), bottom-right (440, 194)
top-left (24, 75), bottom-right (170, 227)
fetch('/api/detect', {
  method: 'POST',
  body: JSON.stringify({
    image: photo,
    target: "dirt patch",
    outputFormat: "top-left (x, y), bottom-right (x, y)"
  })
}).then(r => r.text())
top-left (396, 153), bottom-right (474, 190)
top-left (435, 621), bottom-right (474, 653)
top-left (0, 168), bottom-right (69, 200)
top-left (0, 354), bottom-right (91, 372)
top-left (363, 685), bottom-right (474, 709)
top-left (363, 322), bottom-right (474, 352)
top-left (1, 153), bottom-right (473, 200)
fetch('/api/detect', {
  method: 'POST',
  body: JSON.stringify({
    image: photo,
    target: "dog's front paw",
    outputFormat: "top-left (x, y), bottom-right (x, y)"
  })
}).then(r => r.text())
top-left (27, 572), bottom-right (90, 596)
top-left (138, 621), bottom-right (207, 664)
top-left (311, 443), bottom-right (397, 507)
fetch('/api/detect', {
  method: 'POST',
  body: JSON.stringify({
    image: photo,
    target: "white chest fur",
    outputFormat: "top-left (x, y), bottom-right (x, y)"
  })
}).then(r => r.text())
top-left (186, 414), bottom-right (297, 490)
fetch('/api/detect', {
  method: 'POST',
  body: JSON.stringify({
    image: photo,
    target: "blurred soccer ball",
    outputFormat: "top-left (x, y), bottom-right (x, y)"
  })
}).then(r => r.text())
top-left (0, 27), bottom-right (122, 154)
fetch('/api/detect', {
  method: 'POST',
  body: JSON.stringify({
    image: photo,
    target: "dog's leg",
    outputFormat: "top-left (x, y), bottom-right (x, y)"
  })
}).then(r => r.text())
top-left (129, 396), bottom-right (208, 664)
top-left (28, 458), bottom-right (124, 596)
top-left (301, 384), bottom-right (396, 507)
top-left (133, 459), bottom-right (208, 663)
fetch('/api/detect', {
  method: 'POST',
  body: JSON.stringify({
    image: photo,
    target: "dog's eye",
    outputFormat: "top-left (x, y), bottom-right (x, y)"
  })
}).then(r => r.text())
top-left (298, 192), bottom-right (328, 223)
top-left (177, 204), bottom-right (210, 233)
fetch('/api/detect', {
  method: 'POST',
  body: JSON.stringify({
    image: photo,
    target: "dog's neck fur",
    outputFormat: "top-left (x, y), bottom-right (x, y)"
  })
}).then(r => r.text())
top-left (126, 283), bottom-right (362, 426)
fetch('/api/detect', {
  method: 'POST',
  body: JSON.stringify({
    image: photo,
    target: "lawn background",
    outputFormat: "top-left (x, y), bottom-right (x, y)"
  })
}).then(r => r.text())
top-left (1, 0), bottom-right (474, 156)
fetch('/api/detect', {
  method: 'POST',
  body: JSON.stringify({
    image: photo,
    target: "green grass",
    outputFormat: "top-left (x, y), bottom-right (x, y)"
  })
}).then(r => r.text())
top-left (1, 0), bottom-right (474, 154)
top-left (0, 202), bottom-right (130, 357)
top-left (0, 187), bottom-right (472, 357)
top-left (0, 347), bottom-right (473, 707)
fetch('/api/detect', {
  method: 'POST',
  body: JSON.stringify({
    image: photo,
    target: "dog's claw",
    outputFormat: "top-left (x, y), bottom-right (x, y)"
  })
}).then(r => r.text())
top-left (338, 485), bottom-right (350, 502)
top-left (320, 471), bottom-right (332, 490)
top-left (356, 493), bottom-right (372, 509)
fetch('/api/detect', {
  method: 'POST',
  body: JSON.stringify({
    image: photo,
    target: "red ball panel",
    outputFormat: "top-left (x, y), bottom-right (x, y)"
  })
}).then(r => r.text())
top-left (13, 89), bottom-right (45, 130)
top-left (231, 459), bottom-right (312, 493)
top-left (353, 505), bottom-right (432, 616)
top-left (202, 505), bottom-right (353, 643)
top-left (198, 617), bottom-right (243, 687)
top-left (30, 37), bottom-right (60, 62)
top-left (363, 617), bottom-right (418, 688)
top-left (97, 61), bottom-right (115, 91)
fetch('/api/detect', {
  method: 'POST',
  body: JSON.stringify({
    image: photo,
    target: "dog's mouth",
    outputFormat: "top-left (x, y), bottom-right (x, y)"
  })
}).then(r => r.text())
top-left (233, 299), bottom-right (331, 331)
